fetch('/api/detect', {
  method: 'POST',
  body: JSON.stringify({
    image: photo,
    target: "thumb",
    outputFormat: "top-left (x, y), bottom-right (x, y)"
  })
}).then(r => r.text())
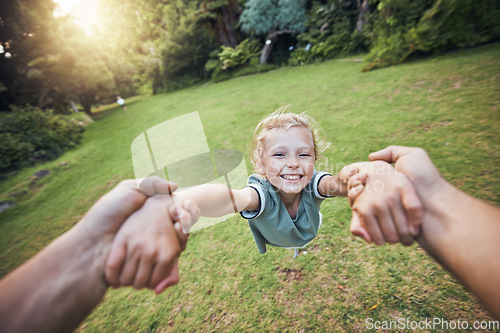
top-left (369, 145), bottom-right (402, 163)
top-left (350, 211), bottom-right (372, 243)
top-left (138, 176), bottom-right (179, 196)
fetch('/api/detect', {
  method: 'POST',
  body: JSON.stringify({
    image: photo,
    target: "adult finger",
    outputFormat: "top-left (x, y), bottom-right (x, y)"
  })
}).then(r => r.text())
top-left (119, 254), bottom-right (140, 286)
top-left (132, 251), bottom-right (157, 289)
top-left (401, 182), bottom-right (423, 236)
top-left (149, 253), bottom-right (177, 289)
top-left (138, 176), bottom-right (179, 197)
top-left (369, 145), bottom-right (408, 164)
top-left (390, 201), bottom-right (414, 246)
top-left (350, 211), bottom-right (372, 243)
top-left (105, 241), bottom-right (127, 287)
top-left (354, 206), bottom-right (385, 245)
top-left (376, 205), bottom-right (400, 244)
top-left (154, 259), bottom-right (180, 294)
top-left (148, 232), bottom-right (180, 288)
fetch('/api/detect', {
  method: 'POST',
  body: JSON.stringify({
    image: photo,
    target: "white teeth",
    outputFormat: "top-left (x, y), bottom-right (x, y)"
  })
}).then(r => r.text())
top-left (281, 175), bottom-right (301, 180)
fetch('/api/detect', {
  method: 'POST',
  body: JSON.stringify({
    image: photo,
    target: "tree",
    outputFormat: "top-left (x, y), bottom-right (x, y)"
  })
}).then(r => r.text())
top-left (0, 0), bottom-right (67, 109)
top-left (193, 0), bottom-right (242, 48)
top-left (98, 0), bottom-right (215, 93)
top-left (239, 0), bottom-right (307, 64)
top-left (355, 0), bottom-right (371, 33)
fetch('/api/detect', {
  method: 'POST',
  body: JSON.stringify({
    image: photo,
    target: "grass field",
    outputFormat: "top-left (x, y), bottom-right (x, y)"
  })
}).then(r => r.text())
top-left (0, 43), bottom-right (499, 332)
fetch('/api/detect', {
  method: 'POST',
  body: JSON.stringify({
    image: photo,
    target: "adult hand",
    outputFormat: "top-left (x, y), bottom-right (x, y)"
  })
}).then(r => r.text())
top-left (77, 177), bottom-right (178, 246)
top-left (347, 161), bottom-right (423, 246)
top-left (105, 195), bottom-right (200, 294)
top-left (363, 146), bottom-right (500, 319)
top-left (0, 176), bottom-right (183, 333)
top-left (349, 146), bottom-right (443, 243)
top-left (368, 145), bottom-right (445, 198)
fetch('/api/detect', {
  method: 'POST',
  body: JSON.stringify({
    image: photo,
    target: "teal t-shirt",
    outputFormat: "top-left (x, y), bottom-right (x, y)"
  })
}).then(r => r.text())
top-left (240, 171), bottom-right (331, 254)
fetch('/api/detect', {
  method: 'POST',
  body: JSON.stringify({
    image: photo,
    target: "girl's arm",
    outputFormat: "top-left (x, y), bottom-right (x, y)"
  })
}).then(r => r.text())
top-left (317, 174), bottom-right (348, 197)
top-left (317, 163), bottom-right (366, 197)
top-left (172, 184), bottom-right (260, 218)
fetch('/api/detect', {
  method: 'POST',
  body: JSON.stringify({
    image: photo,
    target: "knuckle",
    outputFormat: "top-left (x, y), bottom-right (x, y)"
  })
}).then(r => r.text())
top-left (387, 236), bottom-right (399, 244)
top-left (105, 260), bottom-right (120, 272)
top-left (133, 281), bottom-right (145, 290)
top-left (402, 238), bottom-right (414, 246)
top-left (119, 276), bottom-right (131, 286)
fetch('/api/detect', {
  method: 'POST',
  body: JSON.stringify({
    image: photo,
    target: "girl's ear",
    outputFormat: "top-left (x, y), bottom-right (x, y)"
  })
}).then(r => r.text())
top-left (256, 165), bottom-right (266, 177)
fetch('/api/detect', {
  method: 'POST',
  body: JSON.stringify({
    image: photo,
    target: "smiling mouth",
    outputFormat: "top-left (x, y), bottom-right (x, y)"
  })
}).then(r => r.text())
top-left (280, 174), bottom-right (303, 181)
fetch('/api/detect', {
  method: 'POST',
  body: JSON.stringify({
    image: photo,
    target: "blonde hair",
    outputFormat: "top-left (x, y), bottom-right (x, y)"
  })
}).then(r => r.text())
top-left (251, 106), bottom-right (329, 175)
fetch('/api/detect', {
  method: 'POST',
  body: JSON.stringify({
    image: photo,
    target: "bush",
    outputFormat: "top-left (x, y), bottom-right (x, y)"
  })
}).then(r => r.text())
top-left (205, 40), bottom-right (264, 83)
top-left (364, 0), bottom-right (500, 71)
top-left (219, 39), bottom-right (261, 70)
top-left (292, 0), bottom-right (372, 65)
top-left (234, 63), bottom-right (278, 77)
top-left (288, 48), bottom-right (314, 66)
top-left (0, 105), bottom-right (85, 173)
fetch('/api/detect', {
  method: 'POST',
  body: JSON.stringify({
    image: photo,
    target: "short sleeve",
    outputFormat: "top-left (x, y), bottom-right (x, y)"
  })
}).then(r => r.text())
top-left (240, 183), bottom-right (266, 219)
top-left (239, 174), bottom-right (274, 220)
top-left (312, 171), bottom-right (333, 200)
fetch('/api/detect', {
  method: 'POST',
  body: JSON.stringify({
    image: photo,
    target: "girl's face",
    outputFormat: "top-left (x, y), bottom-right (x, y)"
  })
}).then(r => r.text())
top-left (261, 126), bottom-right (315, 195)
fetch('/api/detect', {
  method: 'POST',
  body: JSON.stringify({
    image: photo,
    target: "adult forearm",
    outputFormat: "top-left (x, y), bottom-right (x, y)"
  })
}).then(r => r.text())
top-left (417, 181), bottom-right (500, 319)
top-left (0, 226), bottom-right (111, 332)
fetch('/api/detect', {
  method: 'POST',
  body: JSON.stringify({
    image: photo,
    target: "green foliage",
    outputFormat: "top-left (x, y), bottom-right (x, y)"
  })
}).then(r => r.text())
top-left (293, 0), bottom-right (372, 63)
top-left (364, 0), bottom-right (500, 70)
top-left (0, 105), bottom-right (84, 173)
top-left (204, 40), bottom-right (265, 82)
top-left (234, 63), bottom-right (278, 76)
top-left (239, 0), bottom-right (307, 36)
top-left (288, 48), bottom-right (314, 66)
top-left (191, 0), bottom-right (241, 48)
top-left (160, 26), bottom-right (215, 92)
top-left (219, 39), bottom-right (261, 69)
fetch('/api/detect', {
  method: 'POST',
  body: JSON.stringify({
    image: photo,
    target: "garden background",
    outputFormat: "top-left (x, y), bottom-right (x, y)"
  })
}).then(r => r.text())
top-left (0, 0), bottom-right (499, 331)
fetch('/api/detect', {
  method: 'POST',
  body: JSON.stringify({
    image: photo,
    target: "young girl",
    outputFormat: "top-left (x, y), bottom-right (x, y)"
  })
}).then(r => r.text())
top-left (106, 108), bottom-right (420, 291)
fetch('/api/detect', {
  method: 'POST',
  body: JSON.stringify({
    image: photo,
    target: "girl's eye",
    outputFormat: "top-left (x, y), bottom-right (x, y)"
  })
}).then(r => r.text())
top-left (273, 153), bottom-right (285, 157)
top-left (299, 153), bottom-right (311, 157)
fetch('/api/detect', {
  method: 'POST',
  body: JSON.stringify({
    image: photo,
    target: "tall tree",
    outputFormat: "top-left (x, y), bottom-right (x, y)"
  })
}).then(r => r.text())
top-left (0, 0), bottom-right (64, 108)
top-left (98, 0), bottom-right (215, 93)
top-left (193, 0), bottom-right (242, 47)
top-left (355, 0), bottom-right (371, 33)
top-left (239, 0), bottom-right (307, 64)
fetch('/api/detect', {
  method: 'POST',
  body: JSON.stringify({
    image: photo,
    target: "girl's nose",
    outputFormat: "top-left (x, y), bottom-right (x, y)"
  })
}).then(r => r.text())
top-left (287, 158), bottom-right (299, 168)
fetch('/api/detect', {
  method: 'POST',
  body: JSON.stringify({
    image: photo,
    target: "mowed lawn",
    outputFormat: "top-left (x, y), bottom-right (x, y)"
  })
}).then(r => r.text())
top-left (0, 43), bottom-right (499, 332)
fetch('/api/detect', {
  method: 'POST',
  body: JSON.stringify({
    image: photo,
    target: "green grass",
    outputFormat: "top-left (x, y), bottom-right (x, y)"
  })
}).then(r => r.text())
top-left (1, 43), bottom-right (499, 332)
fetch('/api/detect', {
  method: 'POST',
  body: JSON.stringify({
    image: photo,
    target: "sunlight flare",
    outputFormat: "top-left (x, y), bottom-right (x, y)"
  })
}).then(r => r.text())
top-left (54, 0), bottom-right (101, 36)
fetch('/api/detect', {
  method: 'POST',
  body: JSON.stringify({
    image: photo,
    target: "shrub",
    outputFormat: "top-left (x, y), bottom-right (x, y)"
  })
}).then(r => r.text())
top-left (218, 39), bottom-right (261, 70)
top-left (234, 63), bottom-right (278, 77)
top-left (364, 0), bottom-right (500, 71)
top-left (292, 0), bottom-right (373, 65)
top-left (0, 105), bottom-right (84, 173)
top-left (288, 48), bottom-right (314, 66)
